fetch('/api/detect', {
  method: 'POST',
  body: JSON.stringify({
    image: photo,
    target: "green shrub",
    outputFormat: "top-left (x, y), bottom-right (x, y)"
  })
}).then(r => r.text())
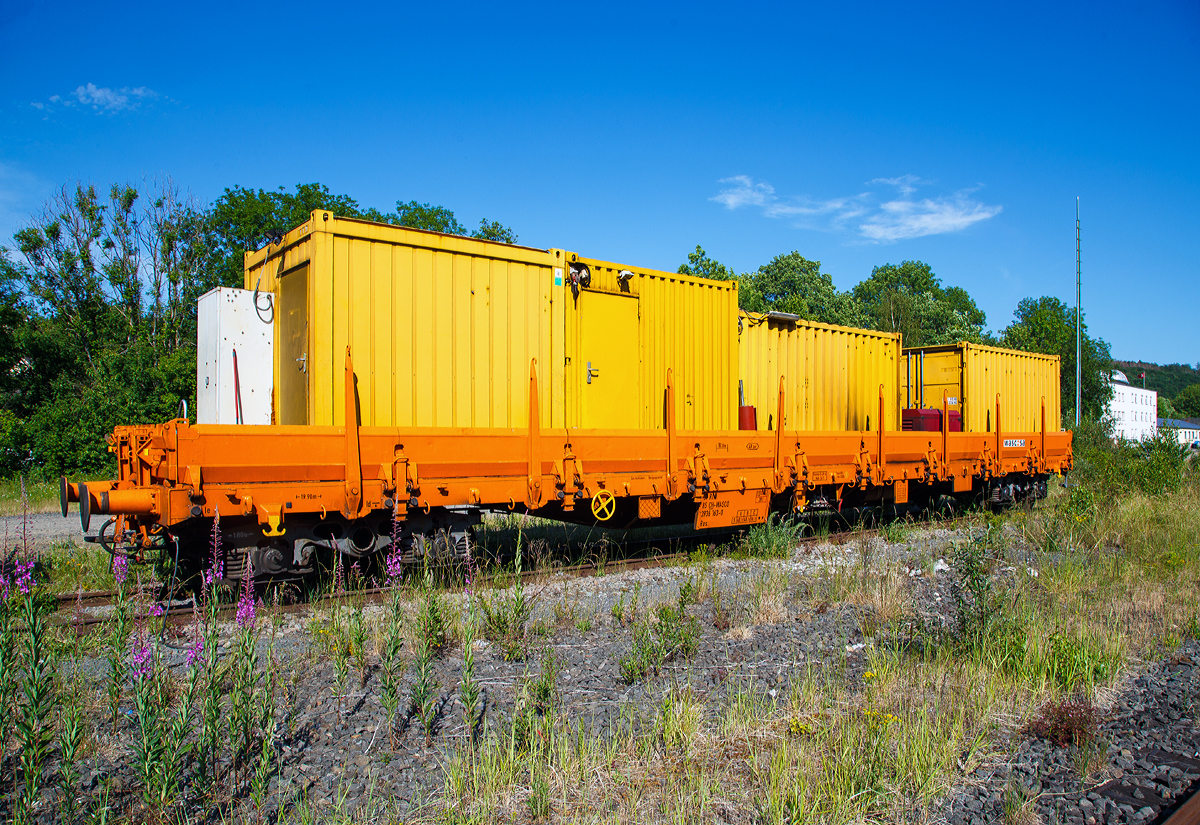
top-left (1071, 419), bottom-right (1191, 499)
top-left (512, 650), bottom-right (559, 755)
top-left (1038, 631), bottom-right (1114, 690)
top-left (1028, 697), bottom-right (1099, 746)
top-left (737, 514), bottom-right (802, 559)
top-left (949, 535), bottom-right (1001, 647)
top-left (619, 603), bottom-right (701, 684)
top-left (478, 536), bottom-right (531, 661)
top-left (0, 409), bottom-right (25, 475)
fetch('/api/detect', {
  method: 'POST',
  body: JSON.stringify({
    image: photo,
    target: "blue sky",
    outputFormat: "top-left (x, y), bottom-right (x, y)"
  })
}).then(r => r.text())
top-left (2, 0), bottom-right (1197, 364)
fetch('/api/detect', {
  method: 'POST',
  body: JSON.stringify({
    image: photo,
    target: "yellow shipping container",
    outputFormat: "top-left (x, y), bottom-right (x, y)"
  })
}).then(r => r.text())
top-left (738, 311), bottom-right (901, 431)
top-left (561, 252), bottom-right (738, 431)
top-left (902, 342), bottom-right (1062, 433)
top-left (243, 211), bottom-right (737, 430)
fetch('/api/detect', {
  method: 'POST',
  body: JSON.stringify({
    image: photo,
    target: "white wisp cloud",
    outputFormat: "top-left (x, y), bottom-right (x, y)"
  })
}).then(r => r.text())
top-left (33, 84), bottom-right (160, 114)
top-left (710, 174), bottom-right (1001, 242)
top-left (711, 175), bottom-right (776, 209)
top-left (859, 191), bottom-right (1002, 241)
top-left (73, 83), bottom-right (157, 112)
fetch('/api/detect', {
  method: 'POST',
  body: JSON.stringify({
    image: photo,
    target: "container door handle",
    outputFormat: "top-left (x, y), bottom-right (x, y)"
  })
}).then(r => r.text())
top-left (587, 362), bottom-right (599, 384)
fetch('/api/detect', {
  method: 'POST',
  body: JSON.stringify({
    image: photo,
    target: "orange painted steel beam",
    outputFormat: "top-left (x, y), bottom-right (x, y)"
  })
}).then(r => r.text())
top-left (73, 357), bottom-right (1072, 533)
top-left (86, 418), bottom-right (1072, 531)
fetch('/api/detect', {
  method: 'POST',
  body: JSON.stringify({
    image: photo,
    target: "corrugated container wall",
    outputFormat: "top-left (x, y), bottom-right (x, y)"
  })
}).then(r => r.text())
top-left (245, 212), bottom-right (565, 429)
top-left (244, 212), bottom-right (739, 432)
top-left (738, 312), bottom-right (901, 431)
top-left (563, 254), bottom-right (738, 431)
top-left (902, 342), bottom-right (1062, 433)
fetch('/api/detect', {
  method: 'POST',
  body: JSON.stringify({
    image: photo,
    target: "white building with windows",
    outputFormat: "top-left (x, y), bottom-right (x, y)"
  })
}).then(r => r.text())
top-left (1158, 417), bottom-right (1200, 449)
top-left (1106, 370), bottom-right (1158, 440)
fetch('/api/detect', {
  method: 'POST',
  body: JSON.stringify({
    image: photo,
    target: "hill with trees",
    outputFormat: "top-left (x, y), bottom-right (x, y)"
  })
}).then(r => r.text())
top-left (1113, 361), bottom-right (1200, 401)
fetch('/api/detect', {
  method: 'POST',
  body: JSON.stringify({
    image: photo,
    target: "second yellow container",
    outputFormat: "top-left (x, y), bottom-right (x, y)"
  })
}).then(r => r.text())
top-left (738, 311), bottom-right (901, 432)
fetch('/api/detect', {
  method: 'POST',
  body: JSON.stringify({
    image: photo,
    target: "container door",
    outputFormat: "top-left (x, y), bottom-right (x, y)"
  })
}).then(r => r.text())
top-left (278, 266), bottom-right (309, 425)
top-left (579, 291), bottom-right (640, 428)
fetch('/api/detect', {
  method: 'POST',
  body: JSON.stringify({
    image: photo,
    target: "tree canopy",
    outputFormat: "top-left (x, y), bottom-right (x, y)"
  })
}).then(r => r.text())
top-left (851, 260), bottom-right (988, 346)
top-left (206, 184), bottom-right (518, 290)
top-left (1113, 360), bottom-right (1200, 402)
top-left (0, 176), bottom-right (1130, 477)
top-left (0, 180), bottom-right (518, 475)
top-left (1, 180), bottom-right (206, 474)
top-left (739, 252), bottom-right (865, 328)
top-left (677, 246), bottom-right (735, 281)
top-left (1000, 296), bottom-right (1112, 422)
top-left (1173, 384), bottom-right (1200, 419)
top-left (671, 247), bottom-right (1114, 424)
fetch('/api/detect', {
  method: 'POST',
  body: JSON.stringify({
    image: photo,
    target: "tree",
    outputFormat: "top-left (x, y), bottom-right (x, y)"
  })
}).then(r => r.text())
top-left (852, 260), bottom-right (988, 346)
top-left (1173, 384), bottom-right (1200, 419)
top-left (0, 263), bottom-right (27, 472)
top-left (2, 179), bottom-right (209, 474)
top-left (739, 252), bottom-right (864, 327)
top-left (0, 248), bottom-right (31, 394)
top-left (207, 185), bottom-right (519, 290)
top-left (2, 179), bottom-right (521, 476)
top-left (205, 183), bottom-right (367, 288)
top-left (388, 200), bottom-right (466, 234)
top-left (1001, 296), bottom-right (1112, 424)
top-left (472, 219), bottom-right (518, 245)
top-left (1158, 396), bottom-right (1177, 420)
top-left (677, 246), bottom-right (735, 281)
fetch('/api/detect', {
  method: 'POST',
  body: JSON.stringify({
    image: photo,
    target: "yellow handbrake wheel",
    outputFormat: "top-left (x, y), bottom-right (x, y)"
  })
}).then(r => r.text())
top-left (591, 489), bottom-right (616, 521)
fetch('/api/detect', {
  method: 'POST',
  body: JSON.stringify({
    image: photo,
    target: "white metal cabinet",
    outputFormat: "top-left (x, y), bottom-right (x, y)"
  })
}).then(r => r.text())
top-left (196, 288), bottom-right (274, 424)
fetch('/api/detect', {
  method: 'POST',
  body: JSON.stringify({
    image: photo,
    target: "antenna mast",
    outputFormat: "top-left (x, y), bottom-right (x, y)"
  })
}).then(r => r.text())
top-left (1075, 197), bottom-right (1081, 427)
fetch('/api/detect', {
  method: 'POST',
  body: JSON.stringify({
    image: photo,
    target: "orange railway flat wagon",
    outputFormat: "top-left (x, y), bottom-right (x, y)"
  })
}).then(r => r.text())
top-left (62, 216), bottom-right (1073, 586)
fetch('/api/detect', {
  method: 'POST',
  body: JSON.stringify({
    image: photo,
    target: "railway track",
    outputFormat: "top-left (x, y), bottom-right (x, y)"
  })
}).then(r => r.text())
top-left (1161, 781), bottom-right (1200, 825)
top-left (1072, 748), bottom-right (1200, 825)
top-left (53, 516), bottom-right (963, 632)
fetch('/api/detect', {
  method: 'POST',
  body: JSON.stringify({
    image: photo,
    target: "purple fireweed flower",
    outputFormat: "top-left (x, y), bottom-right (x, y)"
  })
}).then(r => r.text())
top-left (385, 546), bottom-right (404, 584)
top-left (235, 557), bottom-right (256, 629)
top-left (204, 509), bottom-right (224, 592)
top-left (14, 559), bottom-right (35, 595)
top-left (185, 636), bottom-right (204, 668)
top-left (235, 592), bottom-right (256, 629)
top-left (149, 603), bottom-right (166, 618)
top-left (385, 516), bottom-right (405, 585)
top-left (130, 635), bottom-right (154, 680)
top-left (112, 553), bottom-right (128, 586)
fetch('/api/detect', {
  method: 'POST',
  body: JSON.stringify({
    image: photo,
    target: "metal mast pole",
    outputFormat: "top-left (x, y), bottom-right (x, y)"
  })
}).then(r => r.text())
top-left (1075, 197), bottom-right (1081, 427)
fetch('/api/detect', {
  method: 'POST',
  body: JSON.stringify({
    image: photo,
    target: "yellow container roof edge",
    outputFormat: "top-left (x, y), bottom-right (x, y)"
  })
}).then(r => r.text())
top-left (243, 210), bottom-right (555, 271)
top-left (903, 340), bottom-right (1061, 364)
top-left (570, 252), bottom-right (739, 292)
top-left (244, 212), bottom-right (739, 292)
top-left (739, 309), bottom-right (902, 341)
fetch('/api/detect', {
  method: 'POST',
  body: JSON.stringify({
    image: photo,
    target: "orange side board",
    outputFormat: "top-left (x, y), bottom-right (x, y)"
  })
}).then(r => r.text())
top-left (69, 358), bottom-right (1073, 536)
top-left (75, 414), bottom-right (1072, 534)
